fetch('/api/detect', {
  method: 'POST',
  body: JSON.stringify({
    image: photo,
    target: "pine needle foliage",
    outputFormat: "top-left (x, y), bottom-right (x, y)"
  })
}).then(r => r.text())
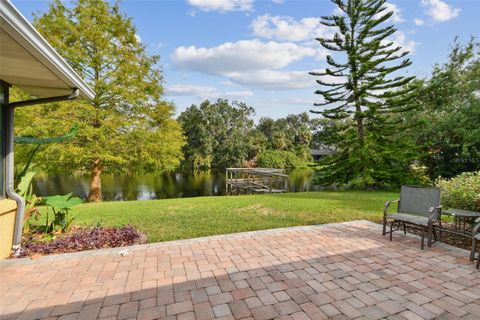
top-left (311, 0), bottom-right (420, 189)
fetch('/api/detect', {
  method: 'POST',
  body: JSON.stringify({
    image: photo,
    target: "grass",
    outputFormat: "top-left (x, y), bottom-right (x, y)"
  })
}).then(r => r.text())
top-left (37, 191), bottom-right (398, 243)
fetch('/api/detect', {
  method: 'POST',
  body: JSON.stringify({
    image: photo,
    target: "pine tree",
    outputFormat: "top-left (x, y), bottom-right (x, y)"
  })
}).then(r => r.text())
top-left (311, 0), bottom-right (419, 189)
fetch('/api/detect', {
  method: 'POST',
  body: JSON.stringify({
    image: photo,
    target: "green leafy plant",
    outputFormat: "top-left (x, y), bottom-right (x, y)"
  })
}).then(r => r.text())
top-left (43, 193), bottom-right (83, 233)
top-left (436, 171), bottom-right (480, 211)
top-left (13, 125), bottom-right (80, 234)
top-left (16, 171), bottom-right (40, 234)
top-left (14, 125), bottom-right (79, 186)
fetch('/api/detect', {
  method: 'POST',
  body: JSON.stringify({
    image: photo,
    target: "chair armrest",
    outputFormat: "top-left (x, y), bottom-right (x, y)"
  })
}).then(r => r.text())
top-left (384, 199), bottom-right (399, 217)
top-left (428, 205), bottom-right (442, 221)
top-left (473, 218), bottom-right (480, 235)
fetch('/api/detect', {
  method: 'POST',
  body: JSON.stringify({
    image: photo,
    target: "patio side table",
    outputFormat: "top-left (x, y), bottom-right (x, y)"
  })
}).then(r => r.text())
top-left (439, 209), bottom-right (480, 242)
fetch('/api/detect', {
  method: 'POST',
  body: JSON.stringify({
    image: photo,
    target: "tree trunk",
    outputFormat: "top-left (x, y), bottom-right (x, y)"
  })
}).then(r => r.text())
top-left (355, 115), bottom-right (365, 146)
top-left (87, 158), bottom-right (102, 202)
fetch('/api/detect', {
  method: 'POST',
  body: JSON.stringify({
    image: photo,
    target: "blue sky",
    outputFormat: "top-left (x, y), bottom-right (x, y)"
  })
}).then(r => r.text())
top-left (12, 0), bottom-right (480, 120)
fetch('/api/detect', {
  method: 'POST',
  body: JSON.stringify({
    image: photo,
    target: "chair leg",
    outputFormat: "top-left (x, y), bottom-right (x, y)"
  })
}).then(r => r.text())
top-left (433, 226), bottom-right (437, 241)
top-left (427, 224), bottom-right (432, 248)
top-left (421, 230), bottom-right (425, 250)
top-left (471, 239), bottom-right (476, 262)
top-left (390, 222), bottom-right (394, 241)
top-left (382, 217), bottom-right (387, 236)
top-left (477, 245), bottom-right (480, 269)
top-left (402, 222), bottom-right (407, 234)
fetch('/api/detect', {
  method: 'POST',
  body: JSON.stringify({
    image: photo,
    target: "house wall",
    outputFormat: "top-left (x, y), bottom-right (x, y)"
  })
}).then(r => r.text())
top-left (0, 199), bottom-right (16, 258)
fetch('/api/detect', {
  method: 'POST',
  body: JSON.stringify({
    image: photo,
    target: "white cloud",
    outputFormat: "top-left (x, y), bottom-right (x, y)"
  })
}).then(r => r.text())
top-left (166, 84), bottom-right (217, 97)
top-left (375, 2), bottom-right (404, 23)
top-left (414, 18), bottom-right (425, 26)
top-left (283, 97), bottom-right (315, 106)
top-left (271, 0), bottom-right (284, 3)
top-left (224, 90), bottom-right (254, 98)
top-left (390, 31), bottom-right (418, 54)
top-left (187, 0), bottom-right (253, 12)
top-left (171, 39), bottom-right (329, 90)
top-left (229, 69), bottom-right (340, 90)
top-left (421, 0), bottom-right (460, 22)
top-left (228, 70), bottom-right (314, 89)
top-left (172, 39), bottom-right (319, 75)
top-left (166, 84), bottom-right (253, 99)
top-left (251, 15), bottom-right (329, 42)
top-left (332, 7), bottom-right (344, 15)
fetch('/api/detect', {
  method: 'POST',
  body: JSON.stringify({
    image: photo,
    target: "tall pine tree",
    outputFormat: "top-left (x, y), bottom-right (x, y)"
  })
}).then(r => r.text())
top-left (311, 0), bottom-right (419, 189)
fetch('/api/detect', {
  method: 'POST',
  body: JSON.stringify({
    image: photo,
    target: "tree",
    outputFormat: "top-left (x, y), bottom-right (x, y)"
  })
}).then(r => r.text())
top-left (14, 0), bottom-right (185, 201)
top-left (310, 0), bottom-right (419, 188)
top-left (406, 39), bottom-right (480, 179)
top-left (178, 100), bottom-right (256, 170)
top-left (256, 112), bottom-right (316, 160)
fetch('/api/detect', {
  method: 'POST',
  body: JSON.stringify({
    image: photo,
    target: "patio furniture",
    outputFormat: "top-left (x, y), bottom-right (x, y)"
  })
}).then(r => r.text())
top-left (442, 209), bottom-right (480, 235)
top-left (470, 217), bottom-right (480, 269)
top-left (439, 209), bottom-right (480, 248)
top-left (383, 186), bottom-right (442, 250)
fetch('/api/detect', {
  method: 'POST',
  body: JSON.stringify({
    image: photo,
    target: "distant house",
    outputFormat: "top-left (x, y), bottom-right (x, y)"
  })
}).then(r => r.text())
top-left (310, 146), bottom-right (335, 161)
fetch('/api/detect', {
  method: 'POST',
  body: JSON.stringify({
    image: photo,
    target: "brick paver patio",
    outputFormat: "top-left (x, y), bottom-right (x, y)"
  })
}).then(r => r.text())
top-left (1, 220), bottom-right (479, 320)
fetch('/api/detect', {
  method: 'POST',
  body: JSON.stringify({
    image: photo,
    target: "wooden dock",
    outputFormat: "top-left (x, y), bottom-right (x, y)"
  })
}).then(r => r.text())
top-left (226, 168), bottom-right (289, 195)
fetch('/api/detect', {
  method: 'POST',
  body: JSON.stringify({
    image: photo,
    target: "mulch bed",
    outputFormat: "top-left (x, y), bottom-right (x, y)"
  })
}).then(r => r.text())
top-left (10, 225), bottom-right (146, 259)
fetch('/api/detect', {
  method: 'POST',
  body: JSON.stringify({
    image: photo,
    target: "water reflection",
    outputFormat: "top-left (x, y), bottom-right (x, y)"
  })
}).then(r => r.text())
top-left (32, 170), bottom-right (315, 201)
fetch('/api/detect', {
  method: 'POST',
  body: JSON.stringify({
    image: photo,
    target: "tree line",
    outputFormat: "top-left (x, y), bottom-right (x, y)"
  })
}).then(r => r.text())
top-left (12, 0), bottom-right (480, 202)
top-left (178, 100), bottom-right (320, 171)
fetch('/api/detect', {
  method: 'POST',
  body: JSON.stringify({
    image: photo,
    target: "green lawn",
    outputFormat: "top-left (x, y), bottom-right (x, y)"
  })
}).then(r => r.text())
top-left (45, 191), bottom-right (398, 243)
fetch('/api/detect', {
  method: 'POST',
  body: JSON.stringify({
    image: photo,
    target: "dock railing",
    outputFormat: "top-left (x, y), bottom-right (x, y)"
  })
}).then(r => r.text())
top-left (225, 168), bottom-right (289, 195)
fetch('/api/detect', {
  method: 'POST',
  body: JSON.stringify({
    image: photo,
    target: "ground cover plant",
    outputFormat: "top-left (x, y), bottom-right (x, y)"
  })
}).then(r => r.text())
top-left (13, 225), bottom-right (144, 258)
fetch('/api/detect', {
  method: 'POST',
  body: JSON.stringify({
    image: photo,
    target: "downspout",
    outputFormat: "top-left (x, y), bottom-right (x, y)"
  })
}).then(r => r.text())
top-left (6, 88), bottom-right (79, 252)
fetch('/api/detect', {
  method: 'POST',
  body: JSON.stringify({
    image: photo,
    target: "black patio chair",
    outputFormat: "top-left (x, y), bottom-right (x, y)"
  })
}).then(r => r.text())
top-left (383, 186), bottom-right (442, 250)
top-left (471, 217), bottom-right (480, 269)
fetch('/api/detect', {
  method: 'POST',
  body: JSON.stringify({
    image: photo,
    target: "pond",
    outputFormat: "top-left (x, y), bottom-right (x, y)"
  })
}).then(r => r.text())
top-left (32, 169), bottom-right (318, 201)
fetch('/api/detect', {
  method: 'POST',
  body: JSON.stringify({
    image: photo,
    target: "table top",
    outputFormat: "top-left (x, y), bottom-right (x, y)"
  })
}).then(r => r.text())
top-left (443, 208), bottom-right (480, 218)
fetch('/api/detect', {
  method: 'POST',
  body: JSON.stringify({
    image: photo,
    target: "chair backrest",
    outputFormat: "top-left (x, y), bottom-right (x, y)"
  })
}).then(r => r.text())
top-left (398, 185), bottom-right (441, 217)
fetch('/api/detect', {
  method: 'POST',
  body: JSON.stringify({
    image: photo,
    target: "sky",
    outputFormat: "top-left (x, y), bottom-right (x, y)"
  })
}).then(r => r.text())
top-left (12, 0), bottom-right (480, 120)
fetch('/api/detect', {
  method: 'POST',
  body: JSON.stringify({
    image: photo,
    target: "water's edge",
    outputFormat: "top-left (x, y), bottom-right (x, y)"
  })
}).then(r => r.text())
top-left (32, 170), bottom-right (316, 201)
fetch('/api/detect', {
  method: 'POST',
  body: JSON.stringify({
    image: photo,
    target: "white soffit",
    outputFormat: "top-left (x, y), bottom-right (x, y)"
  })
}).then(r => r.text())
top-left (0, 0), bottom-right (94, 100)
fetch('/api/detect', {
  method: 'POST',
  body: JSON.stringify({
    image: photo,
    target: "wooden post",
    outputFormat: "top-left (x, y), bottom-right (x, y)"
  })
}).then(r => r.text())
top-left (225, 169), bottom-right (228, 195)
top-left (235, 170), bottom-right (238, 195)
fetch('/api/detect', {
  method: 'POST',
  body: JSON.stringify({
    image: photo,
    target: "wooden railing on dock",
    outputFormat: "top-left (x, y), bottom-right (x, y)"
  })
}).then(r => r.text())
top-left (225, 168), bottom-right (289, 195)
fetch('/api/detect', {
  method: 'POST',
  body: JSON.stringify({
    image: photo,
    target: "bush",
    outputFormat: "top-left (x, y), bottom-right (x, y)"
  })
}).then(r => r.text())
top-left (256, 150), bottom-right (308, 169)
top-left (435, 171), bottom-right (480, 211)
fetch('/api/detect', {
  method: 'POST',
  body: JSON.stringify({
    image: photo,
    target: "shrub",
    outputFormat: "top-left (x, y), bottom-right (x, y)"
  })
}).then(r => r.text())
top-left (435, 171), bottom-right (480, 211)
top-left (256, 150), bottom-right (308, 169)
